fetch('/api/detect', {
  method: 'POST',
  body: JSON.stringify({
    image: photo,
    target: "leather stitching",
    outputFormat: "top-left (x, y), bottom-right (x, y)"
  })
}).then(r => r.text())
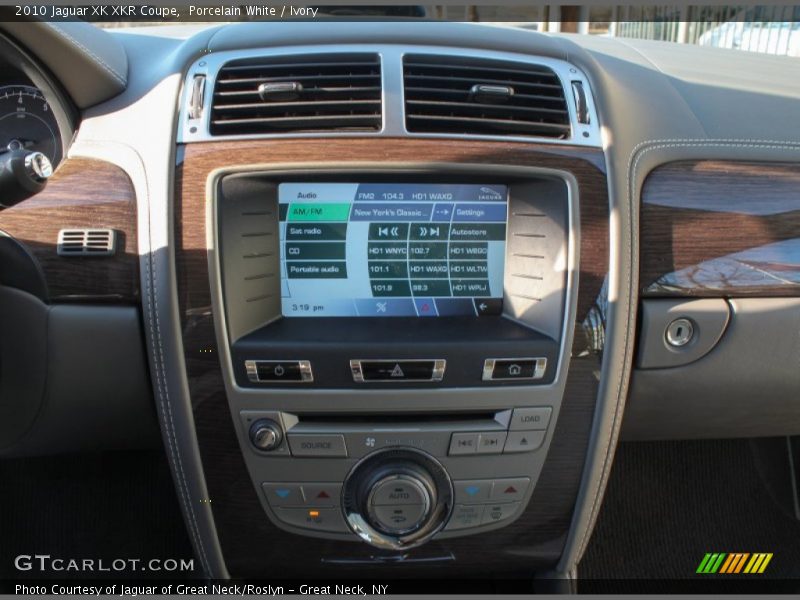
top-left (41, 22), bottom-right (126, 86)
top-left (141, 177), bottom-right (212, 575)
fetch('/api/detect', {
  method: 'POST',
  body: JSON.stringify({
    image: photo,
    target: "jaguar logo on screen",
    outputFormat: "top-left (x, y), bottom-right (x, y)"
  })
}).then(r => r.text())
top-left (479, 187), bottom-right (504, 200)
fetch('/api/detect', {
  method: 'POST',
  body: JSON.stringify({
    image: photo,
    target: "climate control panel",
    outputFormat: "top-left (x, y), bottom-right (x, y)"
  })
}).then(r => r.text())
top-left (237, 406), bottom-right (556, 547)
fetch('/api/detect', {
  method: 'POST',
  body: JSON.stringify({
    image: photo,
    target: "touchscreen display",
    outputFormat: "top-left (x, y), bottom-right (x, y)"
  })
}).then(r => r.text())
top-left (278, 183), bottom-right (507, 317)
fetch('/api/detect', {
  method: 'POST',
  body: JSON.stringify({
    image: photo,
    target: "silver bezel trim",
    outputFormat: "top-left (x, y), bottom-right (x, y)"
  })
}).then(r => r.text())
top-left (245, 359), bottom-right (314, 383)
top-left (350, 359), bottom-right (447, 383)
top-left (482, 357), bottom-right (548, 381)
top-left (178, 44), bottom-right (602, 148)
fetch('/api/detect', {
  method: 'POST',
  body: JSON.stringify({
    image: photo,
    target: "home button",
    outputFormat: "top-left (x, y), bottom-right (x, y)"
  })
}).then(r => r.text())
top-left (482, 358), bottom-right (547, 381)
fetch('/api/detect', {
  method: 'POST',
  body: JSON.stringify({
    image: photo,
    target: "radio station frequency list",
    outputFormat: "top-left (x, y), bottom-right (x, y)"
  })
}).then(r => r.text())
top-left (278, 183), bottom-right (508, 317)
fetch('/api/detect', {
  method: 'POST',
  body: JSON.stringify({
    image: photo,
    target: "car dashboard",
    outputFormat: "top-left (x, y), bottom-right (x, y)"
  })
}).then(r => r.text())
top-left (0, 19), bottom-right (799, 588)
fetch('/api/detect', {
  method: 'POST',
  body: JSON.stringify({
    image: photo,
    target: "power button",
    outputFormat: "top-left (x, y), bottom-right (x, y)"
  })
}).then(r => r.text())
top-left (245, 360), bottom-right (313, 383)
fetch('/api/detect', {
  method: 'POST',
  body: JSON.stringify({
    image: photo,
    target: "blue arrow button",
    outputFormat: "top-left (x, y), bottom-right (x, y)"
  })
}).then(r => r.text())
top-left (465, 485), bottom-right (481, 496)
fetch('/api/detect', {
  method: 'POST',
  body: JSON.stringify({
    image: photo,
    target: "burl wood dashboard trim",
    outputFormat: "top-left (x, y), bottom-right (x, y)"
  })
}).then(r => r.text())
top-left (641, 160), bottom-right (800, 297)
top-left (176, 138), bottom-right (608, 578)
top-left (0, 158), bottom-right (139, 302)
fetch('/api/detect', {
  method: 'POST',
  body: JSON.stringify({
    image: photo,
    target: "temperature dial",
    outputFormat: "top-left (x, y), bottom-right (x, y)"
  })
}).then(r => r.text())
top-left (342, 448), bottom-right (453, 549)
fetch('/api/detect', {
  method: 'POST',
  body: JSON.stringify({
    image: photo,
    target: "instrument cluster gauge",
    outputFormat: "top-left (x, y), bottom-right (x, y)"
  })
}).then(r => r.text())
top-left (0, 85), bottom-right (63, 167)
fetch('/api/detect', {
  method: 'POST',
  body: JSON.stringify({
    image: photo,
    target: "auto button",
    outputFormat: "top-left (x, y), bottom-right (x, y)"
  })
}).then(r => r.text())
top-left (370, 477), bottom-right (428, 506)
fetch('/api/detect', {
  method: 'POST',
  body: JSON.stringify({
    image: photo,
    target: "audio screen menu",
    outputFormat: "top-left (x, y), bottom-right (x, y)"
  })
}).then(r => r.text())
top-left (278, 183), bottom-right (508, 317)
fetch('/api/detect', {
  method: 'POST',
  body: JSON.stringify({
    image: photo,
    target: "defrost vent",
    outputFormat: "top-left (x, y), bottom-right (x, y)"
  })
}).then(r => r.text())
top-left (57, 229), bottom-right (116, 257)
top-left (210, 53), bottom-right (382, 135)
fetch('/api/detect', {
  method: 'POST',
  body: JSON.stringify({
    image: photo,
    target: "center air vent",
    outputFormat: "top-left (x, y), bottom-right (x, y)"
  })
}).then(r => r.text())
top-left (210, 53), bottom-right (382, 135)
top-left (403, 55), bottom-right (570, 139)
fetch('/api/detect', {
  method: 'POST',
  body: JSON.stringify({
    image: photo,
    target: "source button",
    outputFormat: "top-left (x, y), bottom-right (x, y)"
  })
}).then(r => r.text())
top-left (288, 434), bottom-right (348, 457)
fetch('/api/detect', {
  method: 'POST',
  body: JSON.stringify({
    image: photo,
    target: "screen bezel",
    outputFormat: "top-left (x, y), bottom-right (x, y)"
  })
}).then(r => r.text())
top-left (214, 165), bottom-right (572, 388)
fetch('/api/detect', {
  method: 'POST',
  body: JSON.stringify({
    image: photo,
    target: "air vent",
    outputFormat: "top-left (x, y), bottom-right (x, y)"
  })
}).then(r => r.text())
top-left (404, 55), bottom-right (571, 139)
top-left (210, 53), bottom-right (382, 135)
top-left (57, 229), bottom-right (116, 257)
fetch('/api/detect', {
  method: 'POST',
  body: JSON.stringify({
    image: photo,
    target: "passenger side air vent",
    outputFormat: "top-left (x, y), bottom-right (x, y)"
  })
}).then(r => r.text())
top-left (57, 229), bottom-right (116, 257)
top-left (403, 55), bottom-right (571, 139)
top-left (210, 53), bottom-right (382, 135)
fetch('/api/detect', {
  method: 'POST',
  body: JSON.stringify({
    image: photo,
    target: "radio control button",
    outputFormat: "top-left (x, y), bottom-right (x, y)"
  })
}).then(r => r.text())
top-left (288, 434), bottom-right (348, 457)
top-left (274, 507), bottom-right (349, 533)
top-left (446, 504), bottom-right (485, 530)
top-left (301, 483), bottom-right (342, 507)
top-left (481, 502), bottom-right (521, 525)
top-left (483, 358), bottom-right (546, 381)
top-left (503, 430), bottom-right (546, 453)
top-left (490, 478), bottom-right (530, 502)
top-left (509, 407), bottom-right (552, 431)
top-left (245, 360), bottom-right (313, 383)
top-left (453, 479), bottom-right (492, 503)
top-left (476, 431), bottom-right (507, 454)
top-left (448, 432), bottom-right (480, 455)
top-left (262, 483), bottom-right (304, 507)
top-left (473, 298), bottom-right (503, 316)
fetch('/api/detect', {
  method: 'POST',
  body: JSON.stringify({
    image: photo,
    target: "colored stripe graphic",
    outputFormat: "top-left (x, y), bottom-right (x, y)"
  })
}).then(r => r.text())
top-left (699, 552), bottom-right (773, 574)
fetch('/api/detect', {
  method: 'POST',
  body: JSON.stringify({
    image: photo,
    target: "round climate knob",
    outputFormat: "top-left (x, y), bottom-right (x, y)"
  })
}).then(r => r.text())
top-left (342, 448), bottom-right (453, 550)
top-left (248, 419), bottom-right (283, 452)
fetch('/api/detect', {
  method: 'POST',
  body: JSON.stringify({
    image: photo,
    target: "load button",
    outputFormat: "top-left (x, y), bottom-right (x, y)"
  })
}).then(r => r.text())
top-left (509, 407), bottom-right (552, 431)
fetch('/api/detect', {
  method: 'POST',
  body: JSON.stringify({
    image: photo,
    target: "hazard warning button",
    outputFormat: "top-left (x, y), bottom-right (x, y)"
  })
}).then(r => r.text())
top-left (350, 360), bottom-right (446, 382)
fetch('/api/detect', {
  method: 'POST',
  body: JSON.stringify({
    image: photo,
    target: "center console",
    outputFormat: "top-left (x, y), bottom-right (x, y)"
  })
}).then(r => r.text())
top-left (205, 163), bottom-right (578, 550)
top-left (177, 135), bottom-right (608, 577)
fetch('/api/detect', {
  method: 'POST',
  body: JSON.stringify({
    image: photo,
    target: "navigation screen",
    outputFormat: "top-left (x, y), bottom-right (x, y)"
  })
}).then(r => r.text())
top-left (278, 183), bottom-right (508, 317)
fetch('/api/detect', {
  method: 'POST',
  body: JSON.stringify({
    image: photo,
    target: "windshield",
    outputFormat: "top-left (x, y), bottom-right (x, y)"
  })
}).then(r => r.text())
top-left (94, 4), bottom-right (800, 58)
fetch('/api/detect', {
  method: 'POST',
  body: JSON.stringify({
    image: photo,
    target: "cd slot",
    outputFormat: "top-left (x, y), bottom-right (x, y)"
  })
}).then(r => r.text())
top-left (288, 410), bottom-right (510, 432)
top-left (281, 410), bottom-right (513, 459)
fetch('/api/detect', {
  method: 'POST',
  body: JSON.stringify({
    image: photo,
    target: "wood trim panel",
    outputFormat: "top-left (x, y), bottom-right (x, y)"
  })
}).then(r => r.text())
top-left (176, 138), bottom-right (608, 578)
top-left (641, 160), bottom-right (800, 297)
top-left (0, 158), bottom-right (139, 302)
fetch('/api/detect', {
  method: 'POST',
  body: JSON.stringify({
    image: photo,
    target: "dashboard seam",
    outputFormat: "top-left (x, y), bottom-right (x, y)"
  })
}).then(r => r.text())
top-left (40, 22), bottom-right (126, 85)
